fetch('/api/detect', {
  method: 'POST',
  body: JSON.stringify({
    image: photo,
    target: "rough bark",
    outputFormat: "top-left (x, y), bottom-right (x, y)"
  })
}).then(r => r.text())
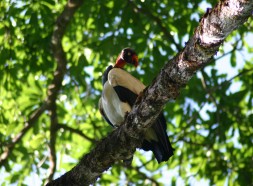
top-left (47, 0), bottom-right (253, 185)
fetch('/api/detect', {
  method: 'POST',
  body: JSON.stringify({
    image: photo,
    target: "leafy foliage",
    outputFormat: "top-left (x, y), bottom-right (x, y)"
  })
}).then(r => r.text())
top-left (0, 0), bottom-right (252, 185)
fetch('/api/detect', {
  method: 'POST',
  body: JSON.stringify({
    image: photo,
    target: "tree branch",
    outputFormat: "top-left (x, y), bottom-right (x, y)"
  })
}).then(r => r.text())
top-left (47, 0), bottom-right (253, 185)
top-left (0, 0), bottom-right (84, 168)
top-left (0, 102), bottom-right (48, 166)
top-left (45, 0), bottom-right (84, 183)
top-left (209, 68), bottom-right (253, 93)
top-left (46, 102), bottom-right (58, 183)
top-left (47, 0), bottom-right (84, 103)
top-left (57, 124), bottom-right (96, 143)
top-left (132, 165), bottom-right (160, 185)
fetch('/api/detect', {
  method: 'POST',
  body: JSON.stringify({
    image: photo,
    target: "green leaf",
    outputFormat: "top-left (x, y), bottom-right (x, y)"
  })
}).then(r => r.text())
top-left (230, 52), bottom-right (236, 67)
top-left (30, 134), bottom-right (45, 149)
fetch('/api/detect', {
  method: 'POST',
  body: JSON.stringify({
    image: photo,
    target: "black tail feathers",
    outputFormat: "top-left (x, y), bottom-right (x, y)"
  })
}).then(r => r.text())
top-left (141, 113), bottom-right (174, 163)
top-left (142, 138), bottom-right (174, 163)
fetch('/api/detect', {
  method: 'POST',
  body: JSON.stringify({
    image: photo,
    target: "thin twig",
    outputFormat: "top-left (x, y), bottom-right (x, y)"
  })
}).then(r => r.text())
top-left (117, 162), bottom-right (161, 185)
top-left (57, 124), bottom-right (96, 143)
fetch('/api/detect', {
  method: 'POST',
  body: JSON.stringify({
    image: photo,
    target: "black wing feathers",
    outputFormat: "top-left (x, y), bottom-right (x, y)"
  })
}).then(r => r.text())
top-left (102, 65), bottom-right (113, 85)
top-left (113, 86), bottom-right (138, 106)
top-left (152, 114), bottom-right (174, 161)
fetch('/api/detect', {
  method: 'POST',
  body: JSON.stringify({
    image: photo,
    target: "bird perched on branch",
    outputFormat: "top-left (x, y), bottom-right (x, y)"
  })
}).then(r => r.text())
top-left (99, 48), bottom-right (174, 163)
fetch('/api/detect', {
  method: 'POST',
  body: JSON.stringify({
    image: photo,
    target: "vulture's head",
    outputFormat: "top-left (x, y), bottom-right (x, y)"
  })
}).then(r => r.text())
top-left (115, 48), bottom-right (138, 68)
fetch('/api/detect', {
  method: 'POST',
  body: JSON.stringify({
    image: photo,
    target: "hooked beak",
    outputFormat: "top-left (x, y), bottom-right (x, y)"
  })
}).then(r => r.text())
top-left (132, 54), bottom-right (138, 67)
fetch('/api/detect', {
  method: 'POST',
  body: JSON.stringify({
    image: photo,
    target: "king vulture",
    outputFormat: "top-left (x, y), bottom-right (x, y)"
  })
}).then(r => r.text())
top-left (99, 48), bottom-right (174, 163)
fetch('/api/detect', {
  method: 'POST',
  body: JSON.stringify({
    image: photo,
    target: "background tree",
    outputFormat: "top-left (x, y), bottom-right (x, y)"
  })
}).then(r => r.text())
top-left (0, 0), bottom-right (252, 185)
